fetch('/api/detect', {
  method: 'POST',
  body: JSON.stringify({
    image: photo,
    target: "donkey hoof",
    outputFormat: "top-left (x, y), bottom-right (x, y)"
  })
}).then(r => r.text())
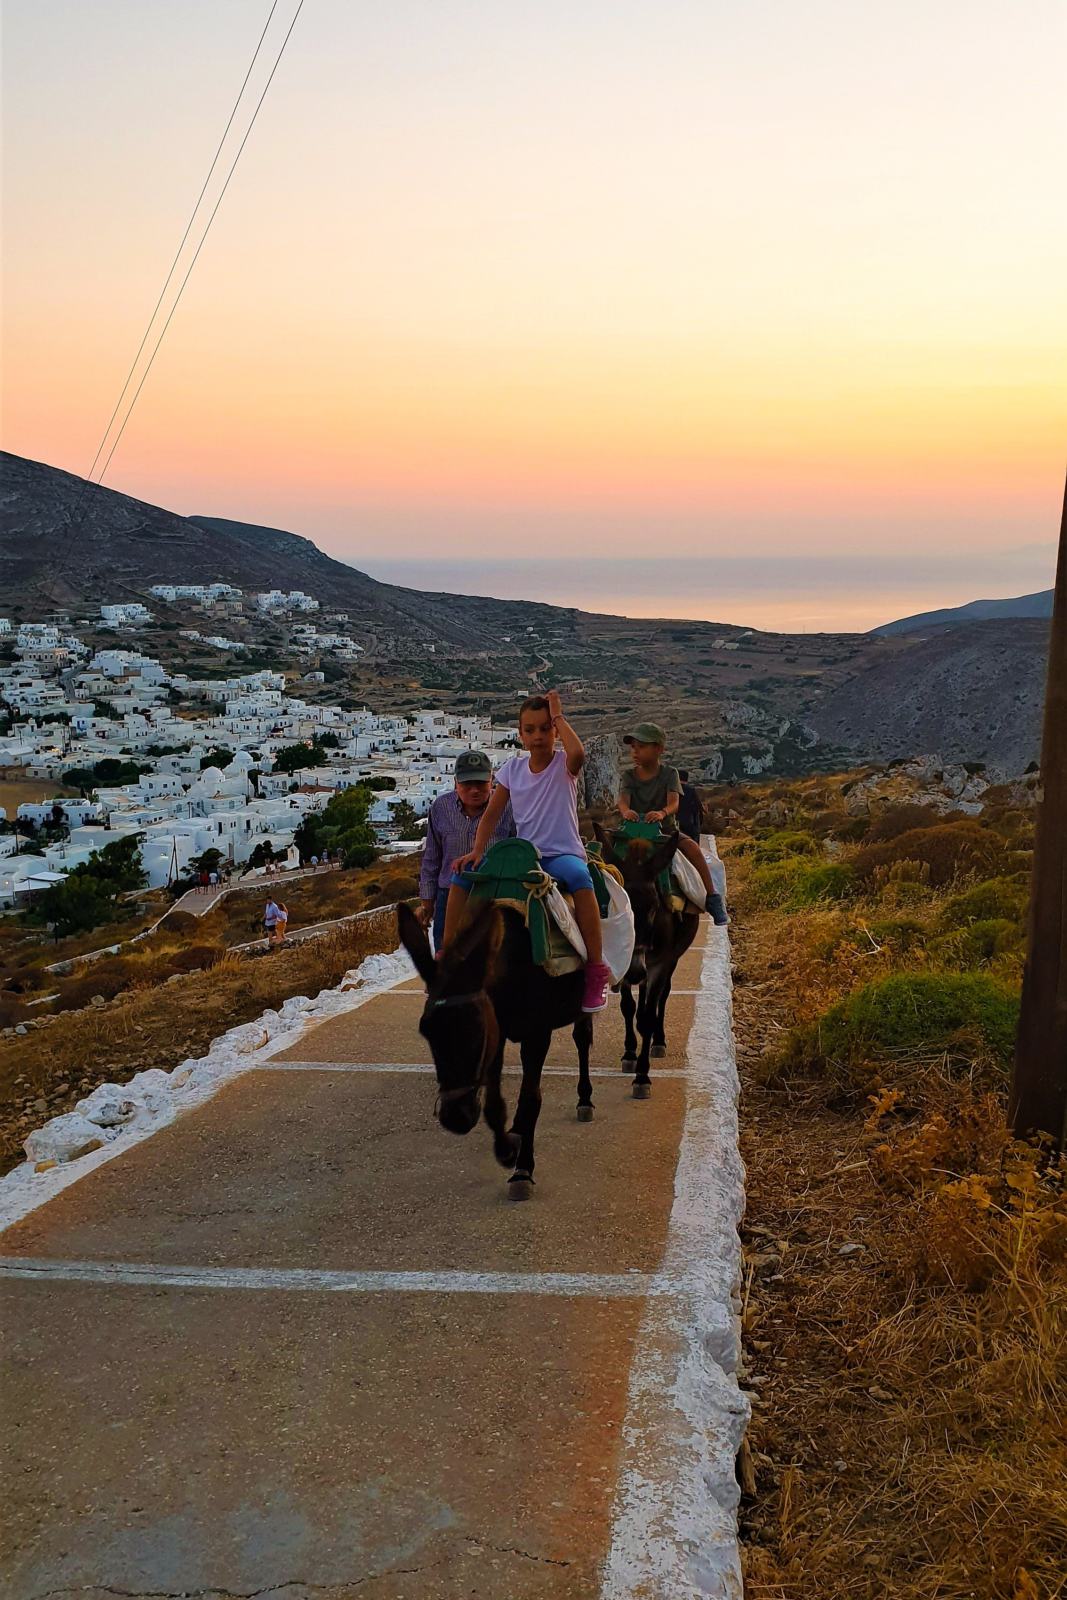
top-left (576, 1104), bottom-right (594, 1123)
top-left (650, 1043), bottom-right (667, 1059)
top-left (621, 1055), bottom-right (637, 1071)
top-left (508, 1172), bottom-right (534, 1201)
top-left (632, 1081), bottom-right (651, 1099)
top-left (493, 1130), bottom-right (522, 1169)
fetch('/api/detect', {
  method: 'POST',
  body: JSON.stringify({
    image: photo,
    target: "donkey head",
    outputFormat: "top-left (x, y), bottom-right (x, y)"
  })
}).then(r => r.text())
top-left (397, 901), bottom-right (502, 1135)
top-left (594, 826), bottom-right (680, 986)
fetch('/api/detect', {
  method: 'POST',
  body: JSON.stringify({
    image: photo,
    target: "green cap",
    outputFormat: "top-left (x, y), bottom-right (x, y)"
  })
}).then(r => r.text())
top-left (454, 749), bottom-right (493, 782)
top-left (624, 722), bottom-right (667, 747)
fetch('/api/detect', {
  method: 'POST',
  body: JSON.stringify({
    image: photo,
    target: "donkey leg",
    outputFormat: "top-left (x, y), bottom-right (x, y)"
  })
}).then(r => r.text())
top-left (509, 1031), bottom-right (549, 1198)
top-left (633, 978), bottom-right (660, 1098)
top-left (574, 1014), bottom-right (594, 1121)
top-left (482, 1039), bottom-right (519, 1168)
top-left (620, 984), bottom-right (638, 1067)
top-left (651, 971), bottom-right (673, 1057)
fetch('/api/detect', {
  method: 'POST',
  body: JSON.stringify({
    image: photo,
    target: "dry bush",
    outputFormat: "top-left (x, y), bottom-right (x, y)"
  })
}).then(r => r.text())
top-left (853, 821), bottom-right (1008, 888)
top-left (863, 802), bottom-right (952, 841)
top-left (734, 891), bottom-right (1065, 1598)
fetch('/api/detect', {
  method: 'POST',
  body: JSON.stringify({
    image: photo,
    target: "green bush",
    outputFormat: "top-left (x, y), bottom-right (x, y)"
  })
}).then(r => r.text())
top-left (932, 919), bottom-right (1025, 969)
top-left (781, 972), bottom-right (1019, 1070)
top-left (750, 859), bottom-right (854, 910)
top-left (939, 877), bottom-right (1029, 930)
top-left (752, 830), bottom-right (819, 865)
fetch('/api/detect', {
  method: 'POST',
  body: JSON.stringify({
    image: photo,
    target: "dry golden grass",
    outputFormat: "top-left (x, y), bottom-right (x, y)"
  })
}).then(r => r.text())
top-left (724, 828), bottom-right (1066, 1600)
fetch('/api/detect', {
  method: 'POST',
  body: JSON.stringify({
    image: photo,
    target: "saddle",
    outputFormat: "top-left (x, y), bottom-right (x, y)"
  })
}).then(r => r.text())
top-left (610, 820), bottom-right (690, 913)
top-left (468, 838), bottom-right (624, 978)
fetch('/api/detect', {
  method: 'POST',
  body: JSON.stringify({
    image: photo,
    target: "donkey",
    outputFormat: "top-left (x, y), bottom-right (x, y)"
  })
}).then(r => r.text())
top-left (397, 900), bottom-right (594, 1200)
top-left (596, 828), bottom-right (699, 1098)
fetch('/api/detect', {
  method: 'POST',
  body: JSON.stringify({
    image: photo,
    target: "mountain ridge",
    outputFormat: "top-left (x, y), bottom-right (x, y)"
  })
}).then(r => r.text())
top-left (873, 588), bottom-right (1053, 637)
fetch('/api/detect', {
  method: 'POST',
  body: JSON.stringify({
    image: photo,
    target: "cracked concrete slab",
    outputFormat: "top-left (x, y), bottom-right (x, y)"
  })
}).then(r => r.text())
top-left (2, 1282), bottom-right (642, 1600)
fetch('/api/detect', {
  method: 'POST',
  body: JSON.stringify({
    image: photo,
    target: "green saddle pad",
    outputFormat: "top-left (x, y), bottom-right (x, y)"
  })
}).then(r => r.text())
top-left (469, 838), bottom-right (609, 968)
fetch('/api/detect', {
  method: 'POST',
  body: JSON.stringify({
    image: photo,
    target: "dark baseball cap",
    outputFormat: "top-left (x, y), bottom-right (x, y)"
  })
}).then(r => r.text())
top-left (454, 749), bottom-right (493, 782)
top-left (623, 722), bottom-right (667, 747)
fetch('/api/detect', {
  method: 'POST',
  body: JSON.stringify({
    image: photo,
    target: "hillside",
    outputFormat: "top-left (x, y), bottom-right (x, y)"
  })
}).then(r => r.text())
top-left (873, 588), bottom-right (1053, 636)
top-left (808, 618), bottom-right (1049, 770)
top-left (0, 451), bottom-right (1051, 774)
top-left (0, 451), bottom-right (570, 650)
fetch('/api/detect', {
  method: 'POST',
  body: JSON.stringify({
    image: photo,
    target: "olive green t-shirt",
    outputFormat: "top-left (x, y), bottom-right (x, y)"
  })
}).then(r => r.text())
top-left (620, 763), bottom-right (681, 827)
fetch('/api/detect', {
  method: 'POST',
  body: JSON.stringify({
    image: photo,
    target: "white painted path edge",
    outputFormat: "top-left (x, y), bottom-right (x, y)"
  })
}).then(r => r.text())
top-left (0, 948), bottom-right (414, 1232)
top-left (600, 924), bottom-right (749, 1600)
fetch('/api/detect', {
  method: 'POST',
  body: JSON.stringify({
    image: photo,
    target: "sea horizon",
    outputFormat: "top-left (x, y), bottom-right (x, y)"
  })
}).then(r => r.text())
top-left (352, 552), bottom-right (1057, 635)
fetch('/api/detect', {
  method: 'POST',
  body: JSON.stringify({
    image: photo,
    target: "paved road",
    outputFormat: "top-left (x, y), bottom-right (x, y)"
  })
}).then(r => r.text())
top-left (0, 925), bottom-right (741, 1598)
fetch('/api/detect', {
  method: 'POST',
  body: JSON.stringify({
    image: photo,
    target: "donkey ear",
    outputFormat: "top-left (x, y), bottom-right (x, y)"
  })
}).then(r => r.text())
top-left (397, 903), bottom-right (436, 988)
top-left (442, 900), bottom-right (502, 986)
top-left (645, 832), bottom-right (681, 878)
top-left (593, 821), bottom-right (617, 854)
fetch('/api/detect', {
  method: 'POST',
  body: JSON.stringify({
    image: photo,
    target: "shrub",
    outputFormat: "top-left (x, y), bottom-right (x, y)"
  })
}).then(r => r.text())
top-left (939, 877), bottom-right (1030, 930)
top-left (852, 822), bottom-right (1006, 888)
top-left (864, 803), bottom-right (949, 842)
top-left (865, 916), bottom-right (929, 954)
top-left (932, 919), bottom-right (1025, 969)
top-left (751, 830), bottom-right (819, 865)
top-left (749, 859), bottom-right (854, 911)
top-left (781, 972), bottom-right (1020, 1070)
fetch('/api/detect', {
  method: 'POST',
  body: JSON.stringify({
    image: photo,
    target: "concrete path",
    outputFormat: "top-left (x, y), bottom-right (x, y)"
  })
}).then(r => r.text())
top-left (0, 925), bottom-right (745, 1598)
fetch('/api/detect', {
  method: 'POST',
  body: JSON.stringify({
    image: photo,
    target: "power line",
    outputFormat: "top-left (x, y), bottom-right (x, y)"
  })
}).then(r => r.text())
top-left (83, 0), bottom-right (282, 490)
top-left (93, 0), bottom-right (306, 489)
top-left (38, 0), bottom-right (305, 612)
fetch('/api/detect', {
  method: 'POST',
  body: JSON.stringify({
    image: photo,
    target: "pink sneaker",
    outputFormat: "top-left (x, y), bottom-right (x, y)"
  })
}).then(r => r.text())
top-left (581, 960), bottom-right (612, 1013)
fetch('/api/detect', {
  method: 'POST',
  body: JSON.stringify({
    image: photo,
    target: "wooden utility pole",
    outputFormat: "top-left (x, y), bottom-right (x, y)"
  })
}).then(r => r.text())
top-left (1011, 470), bottom-right (1067, 1148)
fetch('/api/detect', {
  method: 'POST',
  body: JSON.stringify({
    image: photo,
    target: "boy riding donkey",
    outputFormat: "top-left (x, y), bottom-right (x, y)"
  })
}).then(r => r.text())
top-left (619, 722), bottom-right (728, 923)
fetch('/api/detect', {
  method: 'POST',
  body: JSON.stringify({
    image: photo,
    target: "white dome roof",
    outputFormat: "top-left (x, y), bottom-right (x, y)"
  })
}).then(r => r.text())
top-left (198, 765), bottom-right (224, 787)
top-left (230, 750), bottom-right (255, 770)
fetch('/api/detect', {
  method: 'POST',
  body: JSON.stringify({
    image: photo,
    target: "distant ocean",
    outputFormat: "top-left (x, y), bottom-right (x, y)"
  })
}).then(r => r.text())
top-left (354, 553), bottom-right (1056, 635)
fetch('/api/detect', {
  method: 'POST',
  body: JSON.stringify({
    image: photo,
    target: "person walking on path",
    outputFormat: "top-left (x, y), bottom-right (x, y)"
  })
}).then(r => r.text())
top-left (264, 896), bottom-right (284, 948)
top-left (676, 769), bottom-right (704, 844)
top-left (419, 750), bottom-right (516, 949)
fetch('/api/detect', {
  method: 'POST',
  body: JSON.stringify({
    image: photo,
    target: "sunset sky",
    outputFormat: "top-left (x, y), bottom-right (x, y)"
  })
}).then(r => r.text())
top-left (3, 0), bottom-right (1065, 629)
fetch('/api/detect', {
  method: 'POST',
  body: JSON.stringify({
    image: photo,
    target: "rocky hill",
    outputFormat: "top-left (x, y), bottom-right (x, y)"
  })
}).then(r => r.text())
top-left (873, 588), bottom-right (1053, 636)
top-left (807, 618), bottom-right (1049, 771)
top-left (0, 452), bottom-right (573, 650)
top-left (0, 451), bottom-right (1050, 775)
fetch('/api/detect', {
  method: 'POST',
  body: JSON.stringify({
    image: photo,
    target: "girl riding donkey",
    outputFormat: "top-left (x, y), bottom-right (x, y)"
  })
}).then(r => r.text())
top-left (398, 690), bottom-right (609, 1198)
top-left (444, 690), bottom-right (613, 1014)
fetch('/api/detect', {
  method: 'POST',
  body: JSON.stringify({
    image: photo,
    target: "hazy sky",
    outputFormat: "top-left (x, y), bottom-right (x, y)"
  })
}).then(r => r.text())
top-left (2, 0), bottom-right (1065, 626)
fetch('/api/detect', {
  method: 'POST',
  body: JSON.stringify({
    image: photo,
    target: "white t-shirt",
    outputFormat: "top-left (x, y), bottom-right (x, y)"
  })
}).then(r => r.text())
top-left (496, 749), bottom-right (585, 860)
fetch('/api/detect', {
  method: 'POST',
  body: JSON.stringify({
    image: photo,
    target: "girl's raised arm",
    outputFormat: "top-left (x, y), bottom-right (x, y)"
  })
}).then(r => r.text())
top-left (547, 690), bottom-right (585, 775)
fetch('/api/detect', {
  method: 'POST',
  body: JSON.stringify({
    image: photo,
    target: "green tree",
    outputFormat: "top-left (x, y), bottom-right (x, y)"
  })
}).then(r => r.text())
top-left (295, 786), bottom-right (377, 869)
top-left (188, 847), bottom-right (225, 879)
top-left (273, 736), bottom-right (339, 775)
top-left (30, 834), bottom-right (147, 938)
top-left (36, 876), bottom-right (116, 939)
top-left (199, 747), bottom-right (234, 770)
top-left (390, 799), bottom-right (424, 842)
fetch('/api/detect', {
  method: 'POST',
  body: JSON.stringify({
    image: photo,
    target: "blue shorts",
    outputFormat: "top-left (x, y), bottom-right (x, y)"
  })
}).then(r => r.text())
top-left (450, 851), bottom-right (594, 896)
